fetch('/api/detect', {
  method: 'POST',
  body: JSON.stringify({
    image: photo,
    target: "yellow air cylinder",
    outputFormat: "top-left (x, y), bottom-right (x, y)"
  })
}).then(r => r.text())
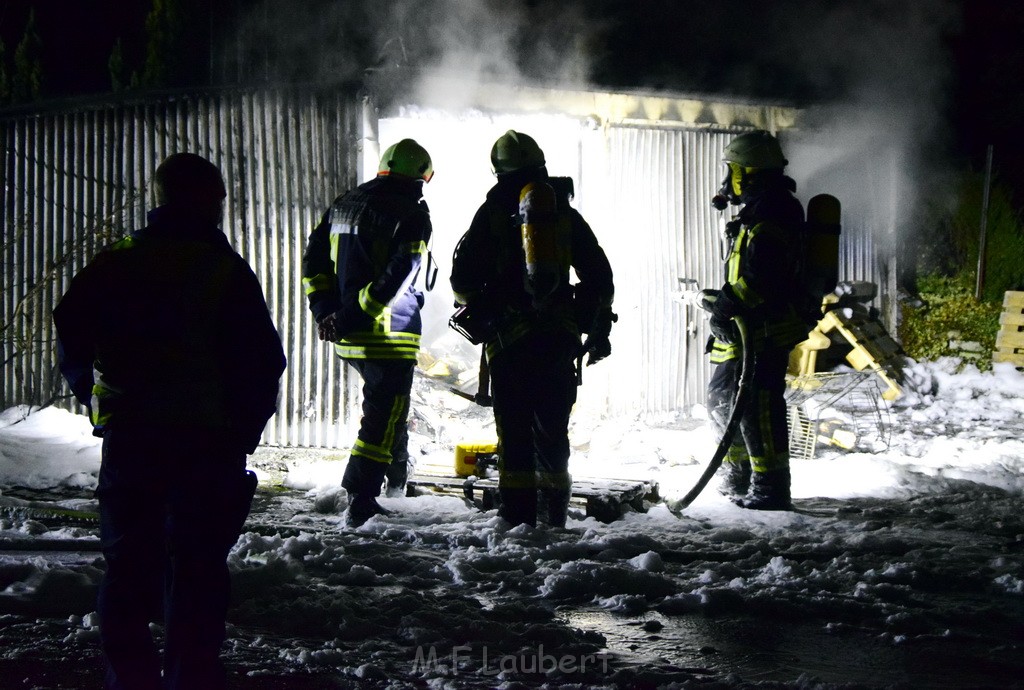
top-left (454, 442), bottom-right (499, 477)
top-left (519, 181), bottom-right (559, 306)
top-left (806, 194), bottom-right (842, 299)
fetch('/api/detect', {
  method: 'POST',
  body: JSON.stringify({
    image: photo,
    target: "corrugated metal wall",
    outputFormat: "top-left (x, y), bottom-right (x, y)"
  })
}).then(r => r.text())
top-left (578, 126), bottom-right (733, 417)
top-left (1, 89), bottom-right (887, 442)
top-left (0, 89), bottom-right (364, 447)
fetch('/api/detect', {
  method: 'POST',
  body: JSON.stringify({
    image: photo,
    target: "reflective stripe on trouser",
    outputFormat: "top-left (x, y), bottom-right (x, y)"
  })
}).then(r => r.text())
top-left (489, 331), bottom-right (579, 495)
top-left (345, 358), bottom-right (415, 467)
top-left (706, 349), bottom-right (790, 475)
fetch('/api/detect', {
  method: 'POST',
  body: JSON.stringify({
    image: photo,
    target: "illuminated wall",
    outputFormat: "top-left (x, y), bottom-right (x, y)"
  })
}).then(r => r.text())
top-left (0, 82), bottom-right (887, 447)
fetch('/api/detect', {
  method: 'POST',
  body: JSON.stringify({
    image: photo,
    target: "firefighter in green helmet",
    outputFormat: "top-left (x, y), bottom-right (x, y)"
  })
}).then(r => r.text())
top-left (450, 130), bottom-right (615, 527)
top-left (703, 129), bottom-right (810, 510)
top-left (302, 138), bottom-right (434, 526)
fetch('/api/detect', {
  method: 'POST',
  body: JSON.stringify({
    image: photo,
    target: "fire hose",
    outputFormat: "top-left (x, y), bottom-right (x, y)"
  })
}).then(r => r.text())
top-left (673, 314), bottom-right (753, 510)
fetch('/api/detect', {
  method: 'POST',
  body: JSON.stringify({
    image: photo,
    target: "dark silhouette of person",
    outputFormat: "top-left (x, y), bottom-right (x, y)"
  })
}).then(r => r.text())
top-left (450, 130), bottom-right (615, 527)
top-left (53, 153), bottom-right (286, 689)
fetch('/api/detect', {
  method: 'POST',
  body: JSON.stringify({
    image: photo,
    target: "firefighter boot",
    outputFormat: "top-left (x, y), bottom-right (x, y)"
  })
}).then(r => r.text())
top-left (342, 456), bottom-right (392, 527)
top-left (384, 459), bottom-right (409, 498)
top-left (718, 455), bottom-right (751, 498)
top-left (736, 468), bottom-right (792, 511)
top-left (497, 487), bottom-right (538, 527)
top-left (539, 488), bottom-right (571, 528)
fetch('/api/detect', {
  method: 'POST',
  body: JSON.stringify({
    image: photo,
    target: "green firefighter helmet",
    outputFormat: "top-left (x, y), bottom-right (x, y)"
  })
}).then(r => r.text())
top-left (722, 130), bottom-right (787, 170)
top-left (490, 130), bottom-right (546, 174)
top-left (378, 139), bottom-right (433, 182)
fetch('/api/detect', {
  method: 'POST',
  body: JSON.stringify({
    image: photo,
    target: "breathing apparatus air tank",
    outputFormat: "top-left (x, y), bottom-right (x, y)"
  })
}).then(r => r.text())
top-left (805, 194), bottom-right (842, 304)
top-left (519, 181), bottom-right (560, 307)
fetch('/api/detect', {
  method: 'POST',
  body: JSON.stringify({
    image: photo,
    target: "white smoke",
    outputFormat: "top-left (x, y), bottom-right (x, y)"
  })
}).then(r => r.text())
top-left (780, 0), bottom-right (961, 265)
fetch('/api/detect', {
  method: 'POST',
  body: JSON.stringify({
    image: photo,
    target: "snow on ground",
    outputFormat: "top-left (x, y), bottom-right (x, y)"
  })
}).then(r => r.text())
top-left (0, 359), bottom-right (1022, 688)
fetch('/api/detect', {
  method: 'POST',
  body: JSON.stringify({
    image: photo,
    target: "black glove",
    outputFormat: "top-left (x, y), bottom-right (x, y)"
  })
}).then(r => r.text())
top-left (709, 313), bottom-right (739, 344)
top-left (317, 312), bottom-right (342, 342)
top-left (706, 285), bottom-right (742, 343)
top-left (581, 308), bottom-right (616, 366)
top-left (582, 333), bottom-right (611, 366)
top-left (697, 289), bottom-right (720, 313)
top-left (317, 302), bottom-right (367, 342)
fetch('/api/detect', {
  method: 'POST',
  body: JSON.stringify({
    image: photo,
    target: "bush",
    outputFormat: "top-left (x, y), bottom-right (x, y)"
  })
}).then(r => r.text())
top-left (898, 272), bottom-right (1001, 370)
top-left (940, 172), bottom-right (1024, 302)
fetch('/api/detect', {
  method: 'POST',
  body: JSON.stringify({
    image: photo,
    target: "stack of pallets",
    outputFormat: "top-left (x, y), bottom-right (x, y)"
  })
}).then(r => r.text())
top-left (993, 291), bottom-right (1024, 367)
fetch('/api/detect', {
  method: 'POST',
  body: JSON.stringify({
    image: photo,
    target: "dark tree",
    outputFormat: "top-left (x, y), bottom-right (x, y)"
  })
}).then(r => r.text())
top-left (108, 38), bottom-right (127, 92)
top-left (0, 37), bottom-right (9, 104)
top-left (142, 0), bottom-right (183, 88)
top-left (11, 8), bottom-right (42, 103)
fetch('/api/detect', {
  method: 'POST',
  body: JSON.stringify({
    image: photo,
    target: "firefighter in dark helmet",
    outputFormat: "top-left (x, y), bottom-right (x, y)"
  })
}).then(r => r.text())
top-left (302, 139), bottom-right (433, 527)
top-left (703, 129), bottom-right (809, 510)
top-left (450, 130), bottom-right (615, 527)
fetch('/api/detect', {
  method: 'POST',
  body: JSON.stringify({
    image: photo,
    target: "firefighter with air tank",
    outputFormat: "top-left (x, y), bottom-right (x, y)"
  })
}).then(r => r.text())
top-left (700, 129), bottom-right (826, 510)
top-left (450, 130), bottom-right (615, 527)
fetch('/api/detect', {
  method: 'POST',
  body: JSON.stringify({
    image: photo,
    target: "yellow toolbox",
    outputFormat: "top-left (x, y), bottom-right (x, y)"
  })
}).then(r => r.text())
top-left (454, 442), bottom-right (499, 478)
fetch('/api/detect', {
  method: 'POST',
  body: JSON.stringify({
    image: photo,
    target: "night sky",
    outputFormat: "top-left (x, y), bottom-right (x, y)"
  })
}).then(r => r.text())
top-left (2, 0), bottom-right (1022, 199)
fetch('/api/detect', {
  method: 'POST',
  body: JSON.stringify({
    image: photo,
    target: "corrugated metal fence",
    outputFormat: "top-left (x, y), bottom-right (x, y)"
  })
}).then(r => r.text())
top-left (1, 88), bottom-right (886, 444)
top-left (1, 88), bottom-right (364, 447)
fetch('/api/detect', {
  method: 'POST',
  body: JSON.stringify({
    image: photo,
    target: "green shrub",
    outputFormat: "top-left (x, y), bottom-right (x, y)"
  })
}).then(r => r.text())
top-left (899, 272), bottom-right (1001, 370)
top-left (941, 172), bottom-right (1024, 302)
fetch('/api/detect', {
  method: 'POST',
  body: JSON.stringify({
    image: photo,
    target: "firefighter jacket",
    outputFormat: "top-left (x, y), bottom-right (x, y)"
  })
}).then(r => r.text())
top-left (451, 169), bottom-right (614, 361)
top-left (709, 175), bottom-right (809, 364)
top-left (52, 206), bottom-right (287, 451)
top-left (302, 176), bottom-right (432, 360)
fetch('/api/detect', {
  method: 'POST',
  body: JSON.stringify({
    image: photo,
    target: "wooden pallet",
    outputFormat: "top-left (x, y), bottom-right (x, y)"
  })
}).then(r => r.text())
top-left (812, 308), bottom-right (904, 400)
top-left (993, 291), bottom-right (1024, 366)
top-left (408, 472), bottom-right (660, 523)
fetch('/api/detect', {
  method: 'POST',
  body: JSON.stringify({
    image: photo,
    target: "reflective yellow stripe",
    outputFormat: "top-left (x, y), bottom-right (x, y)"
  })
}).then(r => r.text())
top-left (537, 471), bottom-right (571, 490)
top-left (302, 273), bottom-right (333, 295)
top-left (724, 445), bottom-right (748, 464)
top-left (335, 344), bottom-right (420, 359)
top-left (341, 331), bottom-right (421, 344)
top-left (727, 227), bottom-right (745, 283)
top-left (404, 240), bottom-right (427, 255)
top-left (352, 438), bottom-right (392, 464)
top-left (751, 454), bottom-right (788, 473)
top-left (359, 284), bottom-right (387, 318)
top-left (381, 394), bottom-right (408, 459)
top-left (751, 388), bottom-right (789, 472)
top-left (726, 224), bottom-right (763, 308)
top-left (732, 276), bottom-right (762, 307)
top-left (499, 469), bottom-right (537, 489)
top-left (371, 306), bottom-right (392, 336)
top-left (90, 379), bottom-right (121, 428)
top-left (329, 233), bottom-right (340, 268)
top-left (709, 341), bottom-right (739, 363)
top-left (109, 237), bottom-right (136, 252)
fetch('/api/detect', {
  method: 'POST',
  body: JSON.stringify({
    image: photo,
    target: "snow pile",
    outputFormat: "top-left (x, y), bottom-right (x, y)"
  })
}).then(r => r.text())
top-left (0, 360), bottom-right (1022, 687)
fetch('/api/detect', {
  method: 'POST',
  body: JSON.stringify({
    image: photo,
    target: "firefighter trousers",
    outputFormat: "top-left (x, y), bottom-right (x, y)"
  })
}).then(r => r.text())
top-left (488, 331), bottom-right (578, 525)
top-left (96, 424), bottom-right (256, 690)
top-left (342, 358), bottom-right (415, 496)
top-left (707, 346), bottom-right (791, 474)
